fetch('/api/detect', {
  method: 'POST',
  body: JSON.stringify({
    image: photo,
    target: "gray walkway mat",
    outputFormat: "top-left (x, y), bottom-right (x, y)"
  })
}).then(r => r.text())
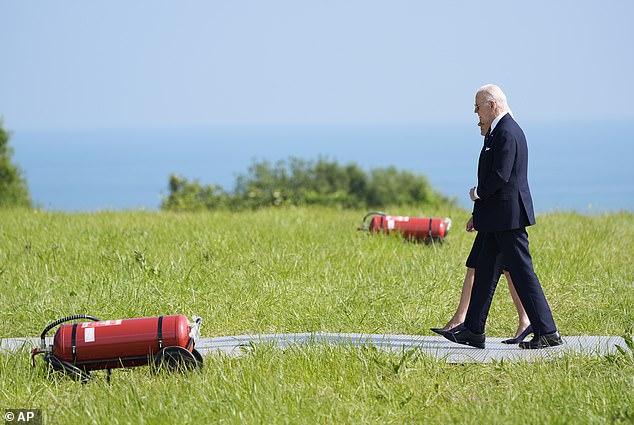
top-left (2, 333), bottom-right (627, 364)
top-left (193, 333), bottom-right (627, 363)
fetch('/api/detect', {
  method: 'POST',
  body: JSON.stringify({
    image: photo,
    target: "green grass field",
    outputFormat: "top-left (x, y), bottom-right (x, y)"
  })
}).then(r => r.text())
top-left (1, 207), bottom-right (633, 424)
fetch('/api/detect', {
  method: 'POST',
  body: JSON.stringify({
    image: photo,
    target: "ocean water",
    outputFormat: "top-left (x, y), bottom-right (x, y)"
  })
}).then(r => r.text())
top-left (10, 122), bottom-right (634, 214)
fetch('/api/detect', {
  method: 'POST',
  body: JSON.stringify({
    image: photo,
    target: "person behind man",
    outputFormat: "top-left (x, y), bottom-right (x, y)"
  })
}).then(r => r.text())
top-left (441, 84), bottom-right (562, 349)
top-left (431, 120), bottom-right (532, 344)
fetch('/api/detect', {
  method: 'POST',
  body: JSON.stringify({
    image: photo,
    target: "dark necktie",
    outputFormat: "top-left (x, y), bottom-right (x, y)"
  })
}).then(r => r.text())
top-left (484, 130), bottom-right (492, 147)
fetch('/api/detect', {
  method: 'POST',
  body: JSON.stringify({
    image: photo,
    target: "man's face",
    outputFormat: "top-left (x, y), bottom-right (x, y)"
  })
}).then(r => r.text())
top-left (474, 92), bottom-right (495, 131)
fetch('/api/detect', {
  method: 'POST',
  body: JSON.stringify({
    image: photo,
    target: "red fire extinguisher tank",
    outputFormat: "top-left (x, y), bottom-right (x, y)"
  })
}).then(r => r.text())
top-left (52, 315), bottom-right (192, 371)
top-left (360, 212), bottom-right (451, 241)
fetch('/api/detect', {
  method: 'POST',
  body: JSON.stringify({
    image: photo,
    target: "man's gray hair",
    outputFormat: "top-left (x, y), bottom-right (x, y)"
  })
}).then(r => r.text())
top-left (478, 84), bottom-right (511, 115)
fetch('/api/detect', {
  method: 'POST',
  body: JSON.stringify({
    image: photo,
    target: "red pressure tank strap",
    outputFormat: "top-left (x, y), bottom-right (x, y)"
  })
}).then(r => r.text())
top-left (71, 323), bottom-right (78, 363)
top-left (157, 316), bottom-right (164, 350)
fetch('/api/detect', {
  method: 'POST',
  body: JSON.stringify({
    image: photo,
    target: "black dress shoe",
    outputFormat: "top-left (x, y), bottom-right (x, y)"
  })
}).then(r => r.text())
top-left (430, 323), bottom-right (463, 337)
top-left (519, 331), bottom-right (563, 349)
top-left (501, 325), bottom-right (533, 344)
top-left (441, 323), bottom-right (485, 349)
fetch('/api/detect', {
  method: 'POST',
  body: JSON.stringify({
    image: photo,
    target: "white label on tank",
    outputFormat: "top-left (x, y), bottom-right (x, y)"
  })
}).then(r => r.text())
top-left (82, 320), bottom-right (122, 328)
top-left (387, 219), bottom-right (395, 229)
top-left (84, 327), bottom-right (95, 343)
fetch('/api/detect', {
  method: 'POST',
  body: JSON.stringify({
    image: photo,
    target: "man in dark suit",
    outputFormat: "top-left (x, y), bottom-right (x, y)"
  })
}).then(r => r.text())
top-left (442, 84), bottom-right (562, 349)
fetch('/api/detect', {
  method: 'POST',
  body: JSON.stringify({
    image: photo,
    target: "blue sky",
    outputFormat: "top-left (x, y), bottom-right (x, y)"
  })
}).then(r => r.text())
top-left (2, 1), bottom-right (633, 131)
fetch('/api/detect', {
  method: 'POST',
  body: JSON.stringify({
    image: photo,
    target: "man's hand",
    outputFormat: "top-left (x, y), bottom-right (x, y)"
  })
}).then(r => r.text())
top-left (466, 216), bottom-right (475, 232)
top-left (469, 187), bottom-right (479, 201)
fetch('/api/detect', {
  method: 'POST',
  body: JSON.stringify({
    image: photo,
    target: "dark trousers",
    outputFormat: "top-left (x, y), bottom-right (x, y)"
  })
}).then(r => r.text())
top-left (464, 228), bottom-right (557, 335)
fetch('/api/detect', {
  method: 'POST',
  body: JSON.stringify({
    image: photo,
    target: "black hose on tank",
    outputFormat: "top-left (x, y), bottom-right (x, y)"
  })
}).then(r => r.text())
top-left (40, 315), bottom-right (101, 347)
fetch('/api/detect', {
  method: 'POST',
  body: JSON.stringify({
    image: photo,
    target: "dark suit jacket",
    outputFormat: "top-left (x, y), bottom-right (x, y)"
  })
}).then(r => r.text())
top-left (473, 113), bottom-right (536, 232)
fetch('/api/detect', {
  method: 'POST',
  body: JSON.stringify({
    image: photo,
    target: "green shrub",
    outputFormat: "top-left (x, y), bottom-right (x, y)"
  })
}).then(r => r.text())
top-left (162, 157), bottom-right (455, 211)
top-left (0, 119), bottom-right (32, 208)
top-left (161, 174), bottom-right (230, 211)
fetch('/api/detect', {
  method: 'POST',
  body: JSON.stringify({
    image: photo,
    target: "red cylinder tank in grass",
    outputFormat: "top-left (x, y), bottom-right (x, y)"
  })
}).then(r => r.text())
top-left (31, 314), bottom-right (203, 381)
top-left (359, 212), bottom-right (451, 241)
